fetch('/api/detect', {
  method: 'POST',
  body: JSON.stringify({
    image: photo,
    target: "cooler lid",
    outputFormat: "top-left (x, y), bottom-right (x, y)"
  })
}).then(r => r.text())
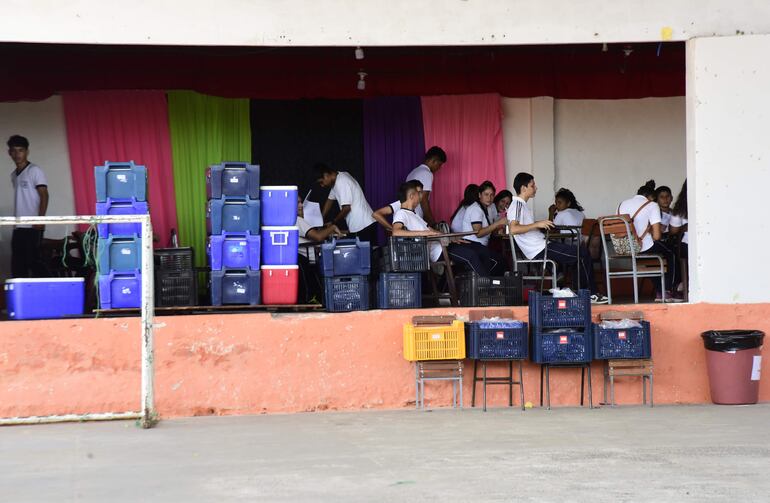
top-left (262, 226), bottom-right (299, 231)
top-left (6, 277), bottom-right (85, 283)
top-left (260, 185), bottom-right (297, 190)
top-left (260, 265), bottom-right (299, 270)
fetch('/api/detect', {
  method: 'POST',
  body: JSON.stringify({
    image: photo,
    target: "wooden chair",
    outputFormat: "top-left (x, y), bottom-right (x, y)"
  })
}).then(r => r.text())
top-left (598, 310), bottom-right (654, 407)
top-left (598, 216), bottom-right (665, 304)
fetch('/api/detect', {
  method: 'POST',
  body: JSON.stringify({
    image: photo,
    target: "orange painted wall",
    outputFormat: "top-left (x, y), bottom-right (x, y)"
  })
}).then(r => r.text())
top-left (0, 303), bottom-right (768, 419)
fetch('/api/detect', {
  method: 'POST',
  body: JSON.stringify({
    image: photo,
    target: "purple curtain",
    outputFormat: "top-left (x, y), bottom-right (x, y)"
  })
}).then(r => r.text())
top-left (363, 97), bottom-right (425, 243)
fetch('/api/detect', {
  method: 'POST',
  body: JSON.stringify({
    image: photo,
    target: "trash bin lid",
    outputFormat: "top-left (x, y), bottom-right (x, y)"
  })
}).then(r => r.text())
top-left (701, 330), bottom-right (764, 352)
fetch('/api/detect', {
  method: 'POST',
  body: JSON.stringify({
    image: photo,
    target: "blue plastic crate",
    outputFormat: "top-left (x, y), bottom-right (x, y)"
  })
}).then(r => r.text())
top-left (210, 269), bottom-right (260, 305)
top-left (376, 272), bottom-right (421, 309)
top-left (208, 233), bottom-right (260, 270)
top-left (261, 226), bottom-right (298, 266)
top-left (5, 278), bottom-right (85, 320)
top-left (98, 271), bottom-right (142, 309)
top-left (466, 320), bottom-right (529, 359)
top-left (530, 327), bottom-right (593, 363)
top-left (593, 321), bottom-right (652, 359)
top-left (96, 198), bottom-right (149, 237)
top-left (207, 162), bottom-right (260, 199)
top-left (261, 185), bottom-right (298, 227)
top-left (528, 290), bottom-right (591, 329)
top-left (98, 235), bottom-right (142, 273)
top-left (207, 197), bottom-right (261, 235)
top-left (324, 275), bottom-right (369, 312)
top-left (95, 161), bottom-right (147, 202)
top-left (319, 237), bottom-right (371, 277)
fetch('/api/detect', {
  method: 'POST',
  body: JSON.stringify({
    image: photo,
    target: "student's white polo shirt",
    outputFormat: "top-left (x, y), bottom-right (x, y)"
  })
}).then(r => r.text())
top-left (327, 171), bottom-right (375, 233)
top-left (10, 163), bottom-right (47, 229)
top-left (510, 196), bottom-right (547, 259)
top-left (392, 208), bottom-right (442, 262)
top-left (405, 164), bottom-right (432, 219)
top-left (618, 195), bottom-right (661, 252)
top-left (461, 202), bottom-right (492, 246)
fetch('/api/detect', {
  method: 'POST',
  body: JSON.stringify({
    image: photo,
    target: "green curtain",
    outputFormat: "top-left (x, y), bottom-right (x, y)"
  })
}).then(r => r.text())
top-left (167, 91), bottom-right (251, 267)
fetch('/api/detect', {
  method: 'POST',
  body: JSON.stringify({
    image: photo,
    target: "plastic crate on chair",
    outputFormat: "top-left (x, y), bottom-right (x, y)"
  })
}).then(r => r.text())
top-left (466, 320), bottom-right (529, 359)
top-left (593, 321), bottom-right (652, 359)
top-left (403, 320), bottom-right (466, 361)
top-left (528, 289), bottom-right (591, 328)
top-left (530, 327), bottom-right (593, 363)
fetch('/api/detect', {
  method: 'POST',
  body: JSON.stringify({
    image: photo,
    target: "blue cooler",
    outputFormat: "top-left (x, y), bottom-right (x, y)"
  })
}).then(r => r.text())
top-left (207, 197), bottom-right (261, 234)
top-left (260, 186), bottom-right (297, 226)
top-left (319, 237), bottom-right (371, 277)
top-left (207, 162), bottom-right (260, 199)
top-left (96, 198), bottom-right (149, 237)
top-left (98, 235), bottom-right (142, 272)
top-left (94, 161), bottom-right (147, 202)
top-left (210, 269), bottom-right (260, 305)
top-left (98, 271), bottom-right (142, 309)
top-left (5, 278), bottom-right (85, 320)
top-left (261, 226), bottom-right (299, 266)
top-left (208, 232), bottom-right (261, 270)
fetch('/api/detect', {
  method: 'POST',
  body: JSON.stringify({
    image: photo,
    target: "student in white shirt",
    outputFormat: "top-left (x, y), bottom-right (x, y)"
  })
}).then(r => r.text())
top-left (391, 181), bottom-right (443, 263)
top-left (548, 188), bottom-right (586, 228)
top-left (655, 185), bottom-right (673, 235)
top-left (617, 179), bottom-right (681, 302)
top-left (317, 163), bottom-right (377, 244)
top-left (296, 195), bottom-right (345, 303)
top-left (371, 180), bottom-right (423, 232)
top-left (493, 190), bottom-right (513, 221)
top-left (460, 181), bottom-right (508, 276)
top-left (448, 184), bottom-right (479, 233)
top-left (669, 180), bottom-right (689, 297)
top-left (404, 146), bottom-right (446, 227)
top-left (8, 135), bottom-right (49, 278)
top-left (509, 172), bottom-right (607, 304)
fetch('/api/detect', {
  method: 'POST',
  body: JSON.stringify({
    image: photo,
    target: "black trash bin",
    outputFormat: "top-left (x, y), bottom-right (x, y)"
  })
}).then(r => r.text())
top-left (701, 330), bottom-right (764, 404)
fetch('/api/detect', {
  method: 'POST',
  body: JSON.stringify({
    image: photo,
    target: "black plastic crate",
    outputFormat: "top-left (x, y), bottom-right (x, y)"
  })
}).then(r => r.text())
top-left (154, 247), bottom-right (194, 272)
top-left (324, 275), bottom-right (370, 312)
top-left (528, 289), bottom-right (591, 329)
top-left (155, 270), bottom-right (197, 307)
top-left (593, 321), bottom-right (651, 359)
top-left (466, 320), bottom-right (528, 359)
top-left (530, 327), bottom-right (592, 363)
top-left (376, 272), bottom-right (421, 309)
top-left (457, 271), bottom-right (523, 307)
top-left (380, 237), bottom-right (430, 272)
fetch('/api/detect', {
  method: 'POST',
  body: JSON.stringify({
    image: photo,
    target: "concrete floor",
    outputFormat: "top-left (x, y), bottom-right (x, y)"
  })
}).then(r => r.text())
top-left (2, 404), bottom-right (769, 502)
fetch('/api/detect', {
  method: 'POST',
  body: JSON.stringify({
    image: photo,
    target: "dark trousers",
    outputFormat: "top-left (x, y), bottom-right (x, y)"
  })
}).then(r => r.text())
top-left (11, 228), bottom-right (47, 278)
top-left (645, 240), bottom-right (680, 293)
top-left (448, 241), bottom-right (506, 277)
top-left (535, 241), bottom-right (597, 294)
top-left (349, 223), bottom-right (378, 245)
top-left (298, 254), bottom-right (323, 304)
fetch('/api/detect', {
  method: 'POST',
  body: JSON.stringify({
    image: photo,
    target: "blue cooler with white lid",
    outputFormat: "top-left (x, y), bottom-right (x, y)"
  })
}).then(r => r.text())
top-left (5, 278), bottom-right (85, 320)
top-left (261, 226), bottom-right (299, 266)
top-left (260, 186), bottom-right (298, 226)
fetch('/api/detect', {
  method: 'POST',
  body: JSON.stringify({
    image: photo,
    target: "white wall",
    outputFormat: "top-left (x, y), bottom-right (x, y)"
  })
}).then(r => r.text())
top-left (1, 1), bottom-right (770, 46)
top-left (687, 34), bottom-right (770, 303)
top-left (0, 97), bottom-right (75, 280)
top-left (554, 98), bottom-right (686, 217)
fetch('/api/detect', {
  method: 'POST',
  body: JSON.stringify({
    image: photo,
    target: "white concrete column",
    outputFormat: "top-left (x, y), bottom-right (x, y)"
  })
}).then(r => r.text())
top-left (687, 34), bottom-right (770, 303)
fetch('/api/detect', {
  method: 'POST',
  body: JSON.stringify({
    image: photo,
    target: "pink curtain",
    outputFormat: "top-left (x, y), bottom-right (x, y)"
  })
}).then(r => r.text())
top-left (62, 90), bottom-right (178, 245)
top-left (421, 94), bottom-right (506, 223)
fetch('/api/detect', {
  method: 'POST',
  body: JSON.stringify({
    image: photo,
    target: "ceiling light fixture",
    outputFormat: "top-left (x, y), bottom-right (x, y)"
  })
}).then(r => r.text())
top-left (357, 71), bottom-right (367, 91)
top-left (355, 46), bottom-right (365, 60)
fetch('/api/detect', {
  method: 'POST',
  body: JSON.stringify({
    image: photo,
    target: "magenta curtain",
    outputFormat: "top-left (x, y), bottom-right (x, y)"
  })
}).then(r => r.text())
top-left (420, 94), bottom-right (507, 223)
top-left (62, 91), bottom-right (178, 245)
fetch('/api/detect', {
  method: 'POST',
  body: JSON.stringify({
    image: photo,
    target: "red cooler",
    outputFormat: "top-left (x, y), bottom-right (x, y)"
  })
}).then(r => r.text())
top-left (261, 265), bottom-right (298, 304)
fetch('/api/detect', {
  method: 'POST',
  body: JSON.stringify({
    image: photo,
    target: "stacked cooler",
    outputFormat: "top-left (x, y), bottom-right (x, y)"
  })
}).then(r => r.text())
top-left (260, 186), bottom-right (300, 304)
top-left (207, 162), bottom-right (262, 305)
top-left (528, 290), bottom-right (593, 364)
top-left (95, 161), bottom-right (148, 309)
top-left (319, 237), bottom-right (371, 312)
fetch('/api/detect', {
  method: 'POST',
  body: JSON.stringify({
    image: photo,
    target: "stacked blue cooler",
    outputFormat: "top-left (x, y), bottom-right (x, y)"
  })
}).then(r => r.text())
top-left (95, 161), bottom-right (148, 309)
top-left (207, 162), bottom-right (262, 305)
top-left (260, 186), bottom-right (300, 305)
top-left (319, 238), bottom-right (371, 312)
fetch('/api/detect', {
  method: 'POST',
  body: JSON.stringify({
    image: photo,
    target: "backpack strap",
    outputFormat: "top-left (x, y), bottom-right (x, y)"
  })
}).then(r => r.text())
top-left (631, 200), bottom-right (654, 243)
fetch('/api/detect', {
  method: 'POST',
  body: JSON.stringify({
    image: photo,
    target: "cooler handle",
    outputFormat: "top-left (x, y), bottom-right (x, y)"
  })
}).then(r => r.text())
top-left (271, 231), bottom-right (289, 246)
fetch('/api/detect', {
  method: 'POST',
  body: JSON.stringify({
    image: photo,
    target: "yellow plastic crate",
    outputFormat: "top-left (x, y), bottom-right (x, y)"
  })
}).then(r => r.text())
top-left (403, 320), bottom-right (466, 361)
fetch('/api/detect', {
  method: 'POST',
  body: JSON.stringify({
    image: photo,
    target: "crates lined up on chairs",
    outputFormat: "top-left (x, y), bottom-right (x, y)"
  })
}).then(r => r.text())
top-left (94, 162), bottom-right (151, 310)
top-left (528, 289), bottom-right (593, 363)
top-left (466, 319), bottom-right (529, 360)
top-left (403, 317), bottom-right (466, 362)
top-left (593, 316), bottom-right (652, 360)
top-left (154, 248), bottom-right (197, 307)
top-left (319, 237), bottom-right (372, 312)
top-left (457, 271), bottom-right (524, 307)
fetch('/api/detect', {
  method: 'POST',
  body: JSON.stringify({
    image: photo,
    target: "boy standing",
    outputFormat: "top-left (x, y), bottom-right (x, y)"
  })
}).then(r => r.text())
top-left (8, 135), bottom-right (49, 278)
top-left (404, 146), bottom-right (446, 227)
top-left (316, 163), bottom-right (377, 244)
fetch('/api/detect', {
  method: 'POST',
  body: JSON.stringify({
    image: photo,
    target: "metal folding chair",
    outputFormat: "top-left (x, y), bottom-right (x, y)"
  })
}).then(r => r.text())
top-left (507, 233), bottom-right (557, 291)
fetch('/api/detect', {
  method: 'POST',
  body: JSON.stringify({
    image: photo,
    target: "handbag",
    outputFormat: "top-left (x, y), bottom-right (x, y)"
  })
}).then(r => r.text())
top-left (605, 201), bottom-right (653, 256)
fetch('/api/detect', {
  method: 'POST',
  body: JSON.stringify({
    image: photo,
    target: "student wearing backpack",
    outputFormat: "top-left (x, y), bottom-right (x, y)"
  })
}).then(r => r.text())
top-left (617, 180), bottom-right (682, 302)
